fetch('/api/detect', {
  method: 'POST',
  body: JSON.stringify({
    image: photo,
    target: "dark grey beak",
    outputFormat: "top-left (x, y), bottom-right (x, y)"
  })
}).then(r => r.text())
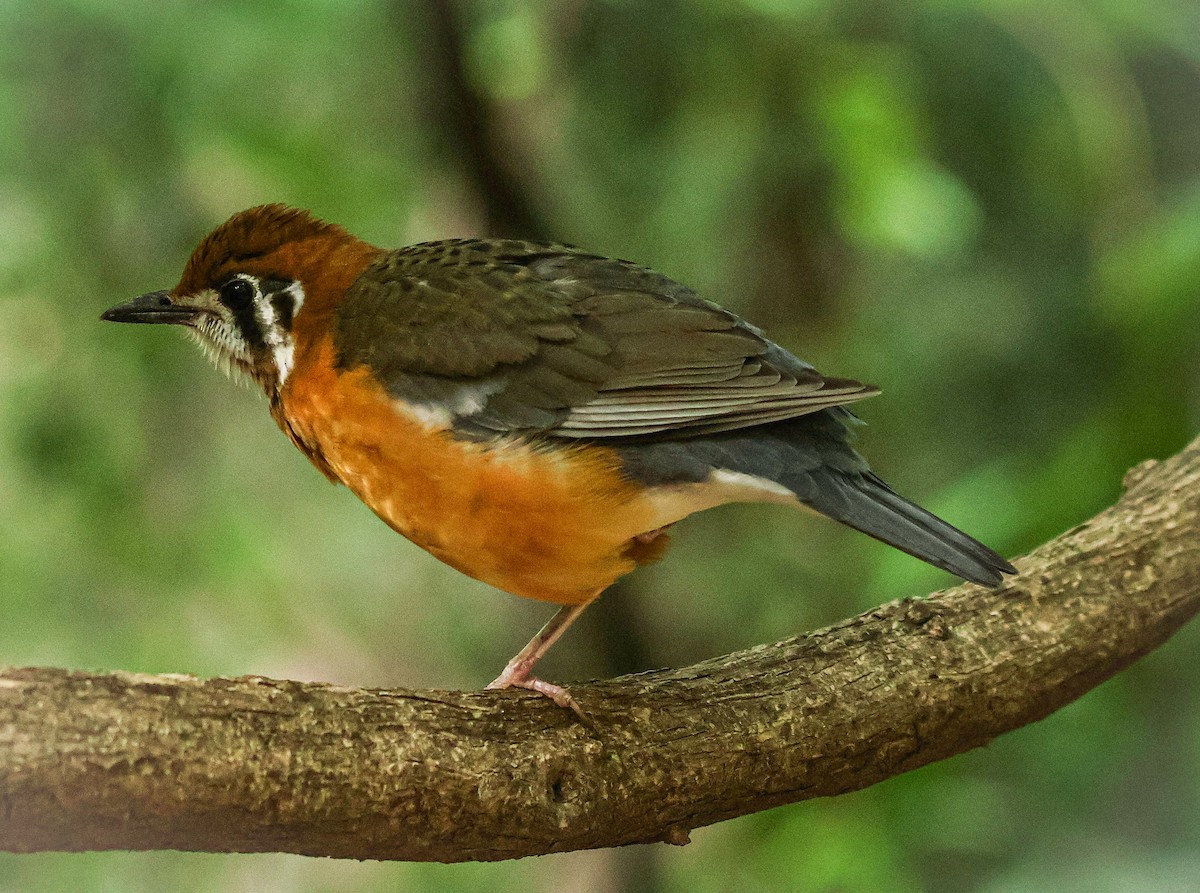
top-left (101, 290), bottom-right (197, 325)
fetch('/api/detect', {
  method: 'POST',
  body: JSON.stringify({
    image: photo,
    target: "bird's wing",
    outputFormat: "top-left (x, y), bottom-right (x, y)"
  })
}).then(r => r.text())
top-left (333, 240), bottom-right (879, 440)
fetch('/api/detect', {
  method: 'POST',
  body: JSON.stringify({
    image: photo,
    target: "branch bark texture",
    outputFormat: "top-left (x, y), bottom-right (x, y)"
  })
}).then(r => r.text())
top-left (2, 436), bottom-right (1199, 861)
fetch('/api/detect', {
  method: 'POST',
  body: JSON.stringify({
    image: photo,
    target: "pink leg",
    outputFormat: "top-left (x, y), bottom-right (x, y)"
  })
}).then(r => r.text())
top-left (486, 601), bottom-right (593, 717)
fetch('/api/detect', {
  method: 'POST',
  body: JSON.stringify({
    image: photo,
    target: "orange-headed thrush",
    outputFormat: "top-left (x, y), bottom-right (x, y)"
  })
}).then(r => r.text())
top-left (103, 205), bottom-right (1015, 709)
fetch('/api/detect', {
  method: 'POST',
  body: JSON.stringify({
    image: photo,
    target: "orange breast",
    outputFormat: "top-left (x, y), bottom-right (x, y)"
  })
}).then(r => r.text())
top-left (277, 338), bottom-right (664, 604)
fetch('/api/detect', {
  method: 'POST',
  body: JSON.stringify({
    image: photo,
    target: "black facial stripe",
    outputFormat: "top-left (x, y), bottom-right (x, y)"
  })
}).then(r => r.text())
top-left (270, 291), bottom-right (295, 330)
top-left (218, 278), bottom-right (264, 350)
top-left (233, 297), bottom-right (265, 350)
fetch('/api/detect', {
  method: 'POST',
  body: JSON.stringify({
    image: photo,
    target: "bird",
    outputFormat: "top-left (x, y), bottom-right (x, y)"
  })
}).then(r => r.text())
top-left (102, 204), bottom-right (1015, 711)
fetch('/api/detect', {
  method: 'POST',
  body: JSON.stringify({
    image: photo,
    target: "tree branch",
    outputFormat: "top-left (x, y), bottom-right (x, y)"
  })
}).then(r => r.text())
top-left (2, 435), bottom-right (1198, 862)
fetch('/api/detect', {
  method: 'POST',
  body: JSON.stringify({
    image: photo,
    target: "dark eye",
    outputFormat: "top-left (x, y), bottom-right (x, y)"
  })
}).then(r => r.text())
top-left (218, 278), bottom-right (255, 310)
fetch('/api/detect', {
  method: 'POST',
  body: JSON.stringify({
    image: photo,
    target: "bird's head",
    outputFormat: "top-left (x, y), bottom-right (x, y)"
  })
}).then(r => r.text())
top-left (102, 204), bottom-right (379, 395)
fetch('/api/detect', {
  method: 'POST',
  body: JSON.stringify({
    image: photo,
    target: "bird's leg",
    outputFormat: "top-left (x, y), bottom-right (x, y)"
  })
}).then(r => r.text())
top-left (486, 601), bottom-right (593, 716)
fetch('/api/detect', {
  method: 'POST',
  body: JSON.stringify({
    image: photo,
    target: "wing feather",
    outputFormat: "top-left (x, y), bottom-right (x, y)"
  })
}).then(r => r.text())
top-left (333, 241), bottom-right (879, 440)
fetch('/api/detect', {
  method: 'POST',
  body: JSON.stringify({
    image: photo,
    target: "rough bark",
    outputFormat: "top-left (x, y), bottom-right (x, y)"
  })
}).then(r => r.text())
top-left (1, 435), bottom-right (1198, 862)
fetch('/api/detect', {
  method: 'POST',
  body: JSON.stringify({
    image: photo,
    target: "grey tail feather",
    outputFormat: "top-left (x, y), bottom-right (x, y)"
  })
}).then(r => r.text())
top-left (803, 470), bottom-right (1017, 587)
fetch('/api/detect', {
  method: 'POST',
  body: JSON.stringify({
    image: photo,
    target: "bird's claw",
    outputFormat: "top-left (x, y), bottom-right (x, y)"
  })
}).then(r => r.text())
top-left (487, 668), bottom-right (587, 721)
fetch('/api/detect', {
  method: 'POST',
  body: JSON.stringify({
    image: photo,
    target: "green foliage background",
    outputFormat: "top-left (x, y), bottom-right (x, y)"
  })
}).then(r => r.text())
top-left (1, 0), bottom-right (1198, 890)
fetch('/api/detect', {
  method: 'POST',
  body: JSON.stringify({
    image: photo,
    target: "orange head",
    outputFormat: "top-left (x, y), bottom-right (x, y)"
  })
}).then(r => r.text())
top-left (101, 205), bottom-right (379, 395)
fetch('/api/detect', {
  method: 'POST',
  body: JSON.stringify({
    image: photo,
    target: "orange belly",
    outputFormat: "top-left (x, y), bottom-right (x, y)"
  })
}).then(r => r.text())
top-left (277, 339), bottom-right (665, 604)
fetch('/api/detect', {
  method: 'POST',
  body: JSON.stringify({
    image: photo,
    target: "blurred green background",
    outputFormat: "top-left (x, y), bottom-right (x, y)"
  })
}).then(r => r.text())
top-left (1, 0), bottom-right (1198, 890)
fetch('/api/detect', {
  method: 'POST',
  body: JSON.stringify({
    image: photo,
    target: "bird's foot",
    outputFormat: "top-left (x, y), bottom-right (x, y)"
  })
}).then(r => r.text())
top-left (487, 661), bottom-right (586, 720)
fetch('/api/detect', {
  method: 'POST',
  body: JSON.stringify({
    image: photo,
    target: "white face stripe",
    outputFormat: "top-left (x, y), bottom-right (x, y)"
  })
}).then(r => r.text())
top-left (256, 282), bottom-right (304, 386)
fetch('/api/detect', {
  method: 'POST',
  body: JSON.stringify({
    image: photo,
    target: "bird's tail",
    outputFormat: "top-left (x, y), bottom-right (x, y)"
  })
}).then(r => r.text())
top-left (801, 469), bottom-right (1016, 587)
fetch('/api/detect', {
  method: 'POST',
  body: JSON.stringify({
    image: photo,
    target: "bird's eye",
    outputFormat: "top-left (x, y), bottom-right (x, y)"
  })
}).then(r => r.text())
top-left (218, 278), bottom-right (256, 310)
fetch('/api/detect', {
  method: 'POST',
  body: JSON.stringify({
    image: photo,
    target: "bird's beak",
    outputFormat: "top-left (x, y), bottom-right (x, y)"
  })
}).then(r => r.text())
top-left (101, 290), bottom-right (199, 325)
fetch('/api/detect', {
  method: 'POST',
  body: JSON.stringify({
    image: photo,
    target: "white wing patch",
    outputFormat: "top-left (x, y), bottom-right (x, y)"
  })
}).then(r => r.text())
top-left (392, 379), bottom-right (508, 431)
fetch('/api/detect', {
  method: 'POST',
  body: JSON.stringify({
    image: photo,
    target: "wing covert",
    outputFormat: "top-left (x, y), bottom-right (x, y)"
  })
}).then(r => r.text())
top-left (333, 240), bottom-right (879, 440)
